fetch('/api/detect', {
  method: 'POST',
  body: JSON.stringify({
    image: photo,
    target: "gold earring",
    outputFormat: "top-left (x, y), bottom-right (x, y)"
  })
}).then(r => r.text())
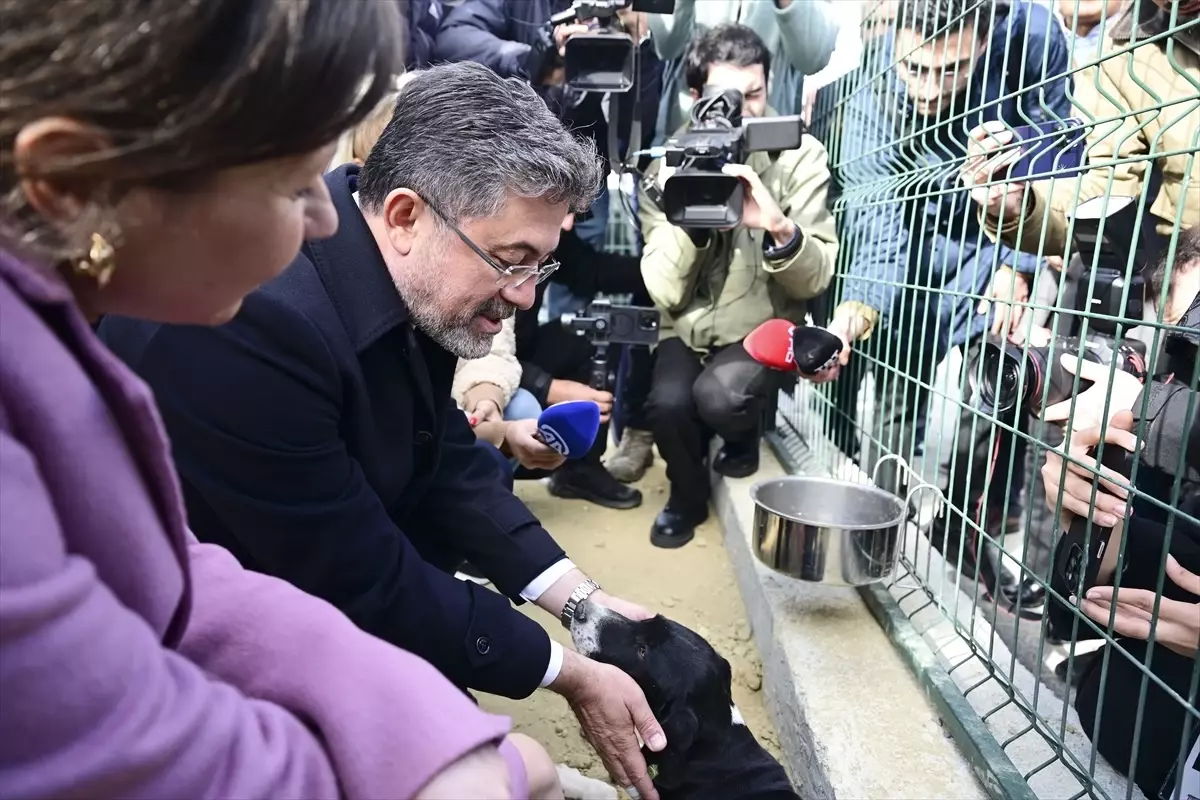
top-left (73, 232), bottom-right (117, 288)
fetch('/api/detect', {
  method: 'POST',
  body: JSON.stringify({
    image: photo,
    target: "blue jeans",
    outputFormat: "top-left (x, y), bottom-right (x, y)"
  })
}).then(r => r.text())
top-left (504, 388), bottom-right (542, 421)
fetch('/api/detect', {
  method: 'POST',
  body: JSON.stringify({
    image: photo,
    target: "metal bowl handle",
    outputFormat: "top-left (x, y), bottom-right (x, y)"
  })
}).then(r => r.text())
top-left (871, 454), bottom-right (947, 587)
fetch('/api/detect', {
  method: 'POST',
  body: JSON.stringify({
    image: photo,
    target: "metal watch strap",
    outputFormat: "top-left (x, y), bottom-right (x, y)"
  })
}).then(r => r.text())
top-left (561, 578), bottom-right (601, 628)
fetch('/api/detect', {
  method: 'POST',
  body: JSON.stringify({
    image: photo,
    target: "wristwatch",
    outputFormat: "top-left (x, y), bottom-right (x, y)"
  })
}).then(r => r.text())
top-left (561, 578), bottom-right (601, 629)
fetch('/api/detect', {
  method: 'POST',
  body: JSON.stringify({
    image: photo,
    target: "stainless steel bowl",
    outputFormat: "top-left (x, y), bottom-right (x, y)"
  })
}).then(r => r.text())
top-left (750, 475), bottom-right (911, 586)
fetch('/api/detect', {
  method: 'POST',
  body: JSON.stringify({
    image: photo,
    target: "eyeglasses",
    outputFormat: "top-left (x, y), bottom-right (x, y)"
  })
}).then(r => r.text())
top-left (418, 193), bottom-right (560, 288)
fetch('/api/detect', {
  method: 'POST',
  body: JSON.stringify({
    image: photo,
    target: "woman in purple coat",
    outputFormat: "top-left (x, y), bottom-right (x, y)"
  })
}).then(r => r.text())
top-left (0, 2), bottom-right (554, 797)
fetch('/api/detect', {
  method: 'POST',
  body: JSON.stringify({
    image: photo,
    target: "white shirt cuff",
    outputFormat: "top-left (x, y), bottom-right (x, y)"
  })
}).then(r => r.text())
top-left (539, 641), bottom-right (565, 688)
top-left (519, 558), bottom-right (576, 603)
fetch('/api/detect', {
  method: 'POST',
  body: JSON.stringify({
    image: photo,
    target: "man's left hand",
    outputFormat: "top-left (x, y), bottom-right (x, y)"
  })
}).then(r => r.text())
top-left (1042, 355), bottom-right (1144, 428)
top-left (721, 164), bottom-right (793, 240)
top-left (505, 418), bottom-right (567, 470)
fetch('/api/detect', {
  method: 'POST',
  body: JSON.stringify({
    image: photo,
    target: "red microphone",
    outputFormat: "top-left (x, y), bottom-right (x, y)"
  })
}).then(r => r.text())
top-left (743, 318), bottom-right (845, 374)
top-left (742, 318), bottom-right (797, 370)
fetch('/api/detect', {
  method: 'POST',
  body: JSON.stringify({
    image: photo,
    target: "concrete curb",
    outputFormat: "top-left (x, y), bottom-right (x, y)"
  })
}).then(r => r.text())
top-left (711, 444), bottom-right (987, 800)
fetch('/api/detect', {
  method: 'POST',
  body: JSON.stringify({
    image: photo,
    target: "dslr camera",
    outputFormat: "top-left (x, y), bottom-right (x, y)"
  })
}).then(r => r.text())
top-left (974, 194), bottom-right (1166, 417)
top-left (975, 335), bottom-right (1147, 417)
top-left (656, 87), bottom-right (804, 228)
top-left (543, 0), bottom-right (675, 93)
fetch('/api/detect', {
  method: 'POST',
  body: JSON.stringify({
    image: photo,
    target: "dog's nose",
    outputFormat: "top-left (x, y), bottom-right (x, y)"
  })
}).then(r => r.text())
top-left (574, 600), bottom-right (590, 623)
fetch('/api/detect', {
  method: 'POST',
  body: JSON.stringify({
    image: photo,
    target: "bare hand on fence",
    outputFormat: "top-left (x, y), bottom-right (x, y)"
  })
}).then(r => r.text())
top-left (1041, 410), bottom-right (1138, 530)
top-left (978, 265), bottom-right (1030, 340)
top-left (1079, 555), bottom-right (1200, 658)
top-left (961, 121), bottom-right (1028, 220)
top-left (1042, 355), bottom-right (1144, 428)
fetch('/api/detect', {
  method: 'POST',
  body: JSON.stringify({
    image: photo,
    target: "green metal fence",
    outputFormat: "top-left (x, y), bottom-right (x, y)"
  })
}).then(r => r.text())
top-left (773, 1), bottom-right (1200, 798)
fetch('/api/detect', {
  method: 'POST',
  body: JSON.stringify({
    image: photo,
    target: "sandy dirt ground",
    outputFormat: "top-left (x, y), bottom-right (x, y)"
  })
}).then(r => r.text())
top-left (478, 457), bottom-right (782, 791)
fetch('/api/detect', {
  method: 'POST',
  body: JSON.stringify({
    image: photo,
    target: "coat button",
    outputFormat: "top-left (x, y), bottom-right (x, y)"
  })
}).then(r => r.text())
top-left (415, 430), bottom-right (433, 445)
top-left (475, 636), bottom-right (491, 655)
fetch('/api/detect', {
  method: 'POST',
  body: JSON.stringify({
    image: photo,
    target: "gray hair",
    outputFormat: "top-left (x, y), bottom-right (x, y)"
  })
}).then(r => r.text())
top-left (357, 61), bottom-right (603, 221)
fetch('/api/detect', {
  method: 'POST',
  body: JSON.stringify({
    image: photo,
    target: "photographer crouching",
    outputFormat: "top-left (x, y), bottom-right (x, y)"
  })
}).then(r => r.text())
top-left (1041, 228), bottom-right (1200, 799)
top-left (637, 24), bottom-right (838, 547)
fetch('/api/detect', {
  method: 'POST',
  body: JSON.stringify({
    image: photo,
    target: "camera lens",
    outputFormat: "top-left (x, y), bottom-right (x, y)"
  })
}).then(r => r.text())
top-left (977, 342), bottom-right (1024, 413)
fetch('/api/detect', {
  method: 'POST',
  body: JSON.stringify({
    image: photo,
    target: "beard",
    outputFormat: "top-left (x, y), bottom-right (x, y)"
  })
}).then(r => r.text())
top-left (398, 245), bottom-right (517, 359)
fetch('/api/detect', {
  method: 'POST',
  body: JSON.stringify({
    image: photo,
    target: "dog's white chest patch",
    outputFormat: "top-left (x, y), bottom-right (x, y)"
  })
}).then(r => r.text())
top-left (731, 704), bottom-right (746, 726)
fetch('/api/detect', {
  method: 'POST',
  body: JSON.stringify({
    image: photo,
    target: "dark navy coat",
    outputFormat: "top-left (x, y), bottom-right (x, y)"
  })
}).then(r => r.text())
top-left (99, 164), bottom-right (564, 700)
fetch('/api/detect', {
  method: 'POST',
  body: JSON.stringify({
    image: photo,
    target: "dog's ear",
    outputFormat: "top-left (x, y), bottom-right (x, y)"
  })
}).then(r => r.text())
top-left (648, 703), bottom-right (699, 787)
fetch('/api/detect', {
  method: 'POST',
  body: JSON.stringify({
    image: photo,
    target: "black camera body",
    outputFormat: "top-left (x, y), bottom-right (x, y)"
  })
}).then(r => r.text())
top-left (551, 0), bottom-right (674, 93)
top-left (975, 334), bottom-right (1147, 417)
top-left (565, 300), bottom-right (660, 346)
top-left (658, 88), bottom-right (804, 228)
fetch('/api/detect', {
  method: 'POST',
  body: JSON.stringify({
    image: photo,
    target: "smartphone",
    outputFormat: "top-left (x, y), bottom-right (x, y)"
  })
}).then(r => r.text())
top-left (1007, 119), bottom-right (1090, 182)
top-left (1052, 444), bottom-right (1135, 598)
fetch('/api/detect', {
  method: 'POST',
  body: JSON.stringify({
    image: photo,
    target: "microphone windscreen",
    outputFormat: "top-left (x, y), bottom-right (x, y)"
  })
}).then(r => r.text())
top-left (790, 326), bottom-right (845, 374)
top-left (536, 401), bottom-right (601, 459)
top-left (742, 319), bottom-right (797, 370)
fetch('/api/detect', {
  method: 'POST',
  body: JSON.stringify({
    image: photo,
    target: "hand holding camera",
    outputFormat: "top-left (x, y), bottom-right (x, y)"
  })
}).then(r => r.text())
top-left (1041, 410), bottom-right (1138, 531)
top-left (719, 163), bottom-right (793, 239)
top-left (1042, 354), bottom-right (1145, 428)
top-left (1079, 555), bottom-right (1200, 658)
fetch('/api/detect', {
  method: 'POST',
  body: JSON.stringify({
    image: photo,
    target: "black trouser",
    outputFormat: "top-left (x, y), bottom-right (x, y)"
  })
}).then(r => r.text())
top-left (646, 338), bottom-right (778, 509)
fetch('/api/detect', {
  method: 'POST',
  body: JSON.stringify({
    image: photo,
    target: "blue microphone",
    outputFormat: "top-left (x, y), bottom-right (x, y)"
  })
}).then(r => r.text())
top-left (536, 401), bottom-right (601, 459)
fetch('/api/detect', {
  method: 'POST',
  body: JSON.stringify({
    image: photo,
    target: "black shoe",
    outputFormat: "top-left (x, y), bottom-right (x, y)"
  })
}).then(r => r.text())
top-left (549, 462), bottom-right (643, 510)
top-left (1001, 576), bottom-right (1047, 619)
top-left (650, 501), bottom-right (709, 549)
top-left (712, 439), bottom-right (759, 479)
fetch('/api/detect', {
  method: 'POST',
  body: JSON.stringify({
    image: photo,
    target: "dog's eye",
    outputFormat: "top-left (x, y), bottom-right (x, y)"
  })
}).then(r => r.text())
top-left (636, 645), bottom-right (647, 659)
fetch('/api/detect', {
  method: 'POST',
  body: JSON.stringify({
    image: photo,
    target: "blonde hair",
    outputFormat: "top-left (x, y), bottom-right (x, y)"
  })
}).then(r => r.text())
top-left (329, 72), bottom-right (414, 170)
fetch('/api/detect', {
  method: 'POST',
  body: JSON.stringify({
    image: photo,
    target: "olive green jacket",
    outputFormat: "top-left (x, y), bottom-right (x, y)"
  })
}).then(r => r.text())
top-left (637, 133), bottom-right (838, 351)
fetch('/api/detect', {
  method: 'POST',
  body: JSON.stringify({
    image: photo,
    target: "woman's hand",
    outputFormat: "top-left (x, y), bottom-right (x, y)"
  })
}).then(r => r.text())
top-left (464, 383), bottom-right (506, 425)
top-left (505, 419), bottom-right (567, 471)
top-left (1042, 355), bottom-right (1144, 428)
top-left (1080, 556), bottom-right (1200, 658)
top-left (415, 744), bottom-right (512, 800)
top-left (1041, 410), bottom-right (1138, 530)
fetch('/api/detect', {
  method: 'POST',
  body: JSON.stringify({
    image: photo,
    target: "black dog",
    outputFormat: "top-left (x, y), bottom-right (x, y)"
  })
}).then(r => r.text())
top-left (570, 600), bottom-right (799, 799)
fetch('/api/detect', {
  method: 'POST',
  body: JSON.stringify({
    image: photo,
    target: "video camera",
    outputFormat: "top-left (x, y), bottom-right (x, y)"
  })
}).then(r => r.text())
top-left (544, 0), bottom-right (674, 93)
top-left (658, 87), bottom-right (804, 228)
top-left (562, 300), bottom-right (660, 391)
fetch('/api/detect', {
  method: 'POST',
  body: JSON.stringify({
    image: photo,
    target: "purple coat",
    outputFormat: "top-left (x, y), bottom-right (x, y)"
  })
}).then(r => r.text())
top-left (0, 248), bottom-right (513, 798)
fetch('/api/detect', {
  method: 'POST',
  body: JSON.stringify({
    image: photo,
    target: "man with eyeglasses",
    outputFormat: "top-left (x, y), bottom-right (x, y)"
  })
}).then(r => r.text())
top-left (99, 62), bottom-right (672, 800)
